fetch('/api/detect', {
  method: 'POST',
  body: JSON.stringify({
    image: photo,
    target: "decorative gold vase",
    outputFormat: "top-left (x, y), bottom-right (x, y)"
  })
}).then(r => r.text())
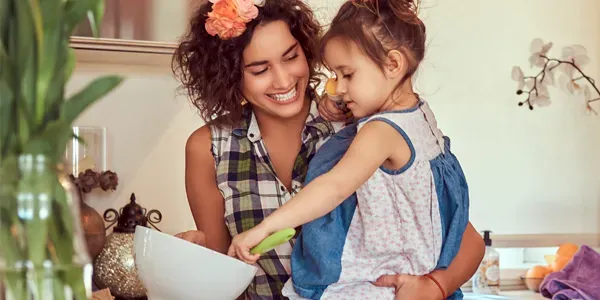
top-left (92, 193), bottom-right (162, 299)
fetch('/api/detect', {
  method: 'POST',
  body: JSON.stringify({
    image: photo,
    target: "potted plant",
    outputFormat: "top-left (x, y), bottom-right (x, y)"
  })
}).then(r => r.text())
top-left (0, 0), bottom-right (123, 299)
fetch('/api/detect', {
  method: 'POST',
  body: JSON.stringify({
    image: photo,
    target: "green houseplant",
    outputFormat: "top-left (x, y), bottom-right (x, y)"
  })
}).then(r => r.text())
top-left (0, 0), bottom-right (123, 299)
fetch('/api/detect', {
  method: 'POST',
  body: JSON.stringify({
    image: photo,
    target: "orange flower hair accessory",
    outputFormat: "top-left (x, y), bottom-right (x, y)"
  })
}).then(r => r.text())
top-left (205, 0), bottom-right (264, 40)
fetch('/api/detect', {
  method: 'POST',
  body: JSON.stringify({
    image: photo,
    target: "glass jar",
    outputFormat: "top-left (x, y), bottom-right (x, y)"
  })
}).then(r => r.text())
top-left (0, 154), bottom-right (92, 300)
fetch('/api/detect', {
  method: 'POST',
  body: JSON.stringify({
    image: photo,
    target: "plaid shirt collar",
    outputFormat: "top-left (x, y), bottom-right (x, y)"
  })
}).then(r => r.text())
top-left (232, 99), bottom-right (330, 143)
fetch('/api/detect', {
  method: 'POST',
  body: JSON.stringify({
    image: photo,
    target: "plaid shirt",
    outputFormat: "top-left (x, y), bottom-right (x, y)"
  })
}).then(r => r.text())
top-left (210, 100), bottom-right (335, 299)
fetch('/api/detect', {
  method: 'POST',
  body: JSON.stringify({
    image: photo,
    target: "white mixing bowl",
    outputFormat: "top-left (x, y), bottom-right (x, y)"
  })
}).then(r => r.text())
top-left (134, 226), bottom-right (258, 300)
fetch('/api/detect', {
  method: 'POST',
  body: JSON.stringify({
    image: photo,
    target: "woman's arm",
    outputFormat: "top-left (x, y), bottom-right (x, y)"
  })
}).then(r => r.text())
top-left (182, 126), bottom-right (231, 254)
top-left (429, 222), bottom-right (485, 296)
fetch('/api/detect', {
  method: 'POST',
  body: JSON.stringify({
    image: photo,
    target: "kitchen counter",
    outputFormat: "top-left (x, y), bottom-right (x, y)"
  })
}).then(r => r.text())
top-left (464, 291), bottom-right (546, 299)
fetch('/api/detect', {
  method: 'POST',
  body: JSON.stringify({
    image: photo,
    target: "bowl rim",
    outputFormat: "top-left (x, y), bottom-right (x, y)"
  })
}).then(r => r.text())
top-left (134, 226), bottom-right (258, 272)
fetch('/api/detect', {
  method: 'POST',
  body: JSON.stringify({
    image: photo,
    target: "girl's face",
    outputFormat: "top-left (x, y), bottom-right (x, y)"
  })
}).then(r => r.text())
top-left (323, 38), bottom-right (407, 118)
top-left (240, 20), bottom-right (311, 120)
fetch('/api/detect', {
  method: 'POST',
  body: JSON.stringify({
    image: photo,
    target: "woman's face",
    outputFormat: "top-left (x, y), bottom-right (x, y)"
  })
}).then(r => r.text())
top-left (240, 20), bottom-right (311, 120)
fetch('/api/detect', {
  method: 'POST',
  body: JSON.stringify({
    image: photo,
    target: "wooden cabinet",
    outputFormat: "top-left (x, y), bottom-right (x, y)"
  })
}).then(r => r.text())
top-left (72, 0), bottom-right (208, 43)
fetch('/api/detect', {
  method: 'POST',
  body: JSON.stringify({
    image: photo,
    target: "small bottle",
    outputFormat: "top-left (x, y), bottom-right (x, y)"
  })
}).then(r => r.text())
top-left (325, 77), bottom-right (341, 101)
top-left (324, 77), bottom-right (347, 112)
top-left (472, 230), bottom-right (500, 294)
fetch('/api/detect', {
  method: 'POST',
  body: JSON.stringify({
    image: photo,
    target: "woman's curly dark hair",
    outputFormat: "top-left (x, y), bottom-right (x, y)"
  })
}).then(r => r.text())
top-left (172, 0), bottom-right (323, 127)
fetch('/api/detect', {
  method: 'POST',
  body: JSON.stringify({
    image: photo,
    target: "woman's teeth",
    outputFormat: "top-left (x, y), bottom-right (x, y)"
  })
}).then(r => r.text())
top-left (269, 87), bottom-right (297, 102)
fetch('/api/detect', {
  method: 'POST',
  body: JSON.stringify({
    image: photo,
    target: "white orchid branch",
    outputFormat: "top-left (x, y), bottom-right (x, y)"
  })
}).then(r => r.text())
top-left (512, 38), bottom-right (598, 114)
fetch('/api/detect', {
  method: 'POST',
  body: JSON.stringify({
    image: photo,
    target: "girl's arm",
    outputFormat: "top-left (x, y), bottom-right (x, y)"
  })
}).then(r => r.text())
top-left (228, 120), bottom-right (409, 261)
top-left (260, 120), bottom-right (406, 233)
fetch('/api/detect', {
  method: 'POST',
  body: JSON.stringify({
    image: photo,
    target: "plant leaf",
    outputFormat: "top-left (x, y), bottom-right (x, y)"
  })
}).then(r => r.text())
top-left (28, 0), bottom-right (44, 63)
top-left (0, 156), bottom-right (21, 271)
top-left (0, 34), bottom-right (9, 157)
top-left (65, 265), bottom-right (88, 300)
top-left (36, 0), bottom-right (64, 125)
top-left (17, 106), bottom-right (32, 154)
top-left (0, 154), bottom-right (18, 200)
top-left (16, 155), bottom-right (49, 271)
top-left (52, 274), bottom-right (68, 300)
top-left (87, 0), bottom-right (105, 37)
top-left (65, 47), bottom-right (76, 82)
top-left (0, 27), bottom-right (7, 60)
top-left (24, 120), bottom-right (72, 165)
top-left (48, 189), bottom-right (73, 263)
top-left (64, 0), bottom-right (104, 36)
top-left (2, 269), bottom-right (27, 300)
top-left (0, 207), bottom-right (22, 262)
top-left (14, 0), bottom-right (36, 98)
top-left (0, 0), bottom-right (11, 47)
top-left (14, 0), bottom-right (38, 143)
top-left (0, 79), bottom-right (13, 159)
top-left (42, 42), bottom-right (71, 125)
top-left (60, 76), bottom-right (123, 126)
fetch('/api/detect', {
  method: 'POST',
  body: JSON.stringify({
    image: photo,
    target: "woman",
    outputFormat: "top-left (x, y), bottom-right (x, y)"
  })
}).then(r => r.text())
top-left (173, 0), bottom-right (484, 299)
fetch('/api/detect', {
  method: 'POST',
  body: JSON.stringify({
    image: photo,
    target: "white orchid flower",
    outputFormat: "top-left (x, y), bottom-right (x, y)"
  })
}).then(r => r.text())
top-left (530, 80), bottom-right (551, 107)
top-left (529, 38), bottom-right (553, 68)
top-left (511, 66), bottom-right (525, 90)
top-left (559, 45), bottom-right (590, 77)
top-left (559, 73), bottom-right (582, 94)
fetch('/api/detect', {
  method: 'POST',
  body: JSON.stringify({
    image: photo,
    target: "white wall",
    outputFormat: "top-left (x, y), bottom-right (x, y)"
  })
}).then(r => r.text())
top-left (67, 70), bottom-right (202, 235)
top-left (305, 0), bottom-right (600, 235)
top-left (416, 0), bottom-right (600, 235)
top-left (69, 0), bottom-right (600, 236)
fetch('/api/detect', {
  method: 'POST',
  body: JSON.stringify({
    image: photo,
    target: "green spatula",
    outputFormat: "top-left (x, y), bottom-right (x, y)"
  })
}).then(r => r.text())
top-left (250, 228), bottom-right (296, 255)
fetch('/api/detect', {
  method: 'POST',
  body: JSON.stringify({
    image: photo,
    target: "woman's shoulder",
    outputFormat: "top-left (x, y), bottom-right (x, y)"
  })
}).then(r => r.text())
top-left (183, 125), bottom-right (219, 173)
top-left (188, 117), bottom-right (242, 165)
top-left (186, 125), bottom-right (213, 158)
top-left (188, 115), bottom-right (238, 143)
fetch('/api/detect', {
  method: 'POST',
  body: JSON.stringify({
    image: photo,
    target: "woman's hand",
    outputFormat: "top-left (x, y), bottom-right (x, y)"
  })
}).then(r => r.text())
top-left (374, 274), bottom-right (446, 300)
top-left (318, 94), bottom-right (351, 122)
top-left (174, 230), bottom-right (207, 246)
top-left (227, 226), bottom-right (270, 264)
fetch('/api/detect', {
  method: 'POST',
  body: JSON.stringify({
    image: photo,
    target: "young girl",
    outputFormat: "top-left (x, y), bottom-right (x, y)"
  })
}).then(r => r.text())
top-left (228, 0), bottom-right (470, 299)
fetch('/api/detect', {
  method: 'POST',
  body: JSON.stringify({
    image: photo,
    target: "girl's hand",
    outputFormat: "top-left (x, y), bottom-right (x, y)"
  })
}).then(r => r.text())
top-left (374, 274), bottom-right (446, 300)
top-left (227, 226), bottom-right (270, 264)
top-left (318, 94), bottom-right (351, 122)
